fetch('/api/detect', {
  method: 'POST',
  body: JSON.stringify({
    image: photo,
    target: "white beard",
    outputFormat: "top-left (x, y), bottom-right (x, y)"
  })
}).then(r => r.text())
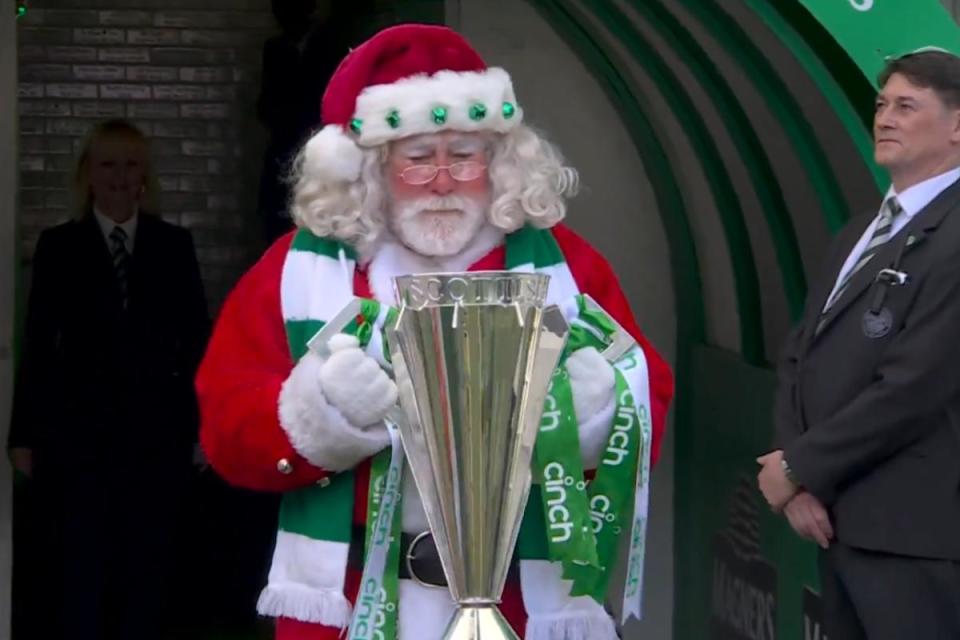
top-left (389, 194), bottom-right (488, 257)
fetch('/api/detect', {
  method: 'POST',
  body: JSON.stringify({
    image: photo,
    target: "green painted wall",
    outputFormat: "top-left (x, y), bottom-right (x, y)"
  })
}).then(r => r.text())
top-left (526, 1), bottom-right (960, 638)
top-left (686, 347), bottom-right (818, 640)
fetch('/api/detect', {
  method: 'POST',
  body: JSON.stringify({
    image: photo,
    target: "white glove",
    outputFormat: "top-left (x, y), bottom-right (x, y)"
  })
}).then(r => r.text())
top-left (278, 342), bottom-right (390, 472)
top-left (567, 346), bottom-right (615, 421)
top-left (319, 333), bottom-right (398, 427)
top-left (566, 346), bottom-right (617, 468)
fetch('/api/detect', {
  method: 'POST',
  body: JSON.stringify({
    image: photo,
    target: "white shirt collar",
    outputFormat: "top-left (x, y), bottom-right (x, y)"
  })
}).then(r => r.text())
top-left (93, 206), bottom-right (139, 253)
top-left (885, 166), bottom-right (960, 219)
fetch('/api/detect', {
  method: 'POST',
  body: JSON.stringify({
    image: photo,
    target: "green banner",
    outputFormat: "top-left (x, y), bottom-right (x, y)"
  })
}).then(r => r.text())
top-left (798, 0), bottom-right (960, 87)
top-left (681, 346), bottom-right (819, 640)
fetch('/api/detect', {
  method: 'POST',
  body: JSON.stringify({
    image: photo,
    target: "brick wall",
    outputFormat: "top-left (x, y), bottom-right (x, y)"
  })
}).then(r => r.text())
top-left (16, 1), bottom-right (276, 309)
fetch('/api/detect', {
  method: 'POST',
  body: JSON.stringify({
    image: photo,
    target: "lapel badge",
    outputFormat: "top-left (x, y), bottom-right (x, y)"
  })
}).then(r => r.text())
top-left (862, 307), bottom-right (893, 339)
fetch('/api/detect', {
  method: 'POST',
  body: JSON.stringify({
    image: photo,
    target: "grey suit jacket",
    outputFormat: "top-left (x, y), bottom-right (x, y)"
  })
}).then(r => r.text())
top-left (774, 176), bottom-right (960, 560)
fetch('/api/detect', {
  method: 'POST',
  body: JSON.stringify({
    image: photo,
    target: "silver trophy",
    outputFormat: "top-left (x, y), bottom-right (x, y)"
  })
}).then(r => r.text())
top-left (387, 272), bottom-right (569, 640)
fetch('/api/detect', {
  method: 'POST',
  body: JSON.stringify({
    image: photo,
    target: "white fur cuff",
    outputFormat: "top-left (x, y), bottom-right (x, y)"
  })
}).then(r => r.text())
top-left (278, 351), bottom-right (390, 472)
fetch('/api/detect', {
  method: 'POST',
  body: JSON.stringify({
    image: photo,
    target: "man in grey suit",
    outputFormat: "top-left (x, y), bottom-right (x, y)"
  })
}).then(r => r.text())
top-left (759, 50), bottom-right (960, 639)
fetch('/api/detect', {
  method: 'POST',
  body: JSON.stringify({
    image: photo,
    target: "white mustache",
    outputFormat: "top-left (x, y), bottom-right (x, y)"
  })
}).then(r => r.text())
top-left (394, 195), bottom-right (475, 218)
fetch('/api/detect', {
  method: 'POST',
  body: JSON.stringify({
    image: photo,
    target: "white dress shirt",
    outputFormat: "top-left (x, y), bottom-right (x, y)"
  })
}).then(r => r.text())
top-left (827, 167), bottom-right (960, 303)
top-left (93, 207), bottom-right (139, 254)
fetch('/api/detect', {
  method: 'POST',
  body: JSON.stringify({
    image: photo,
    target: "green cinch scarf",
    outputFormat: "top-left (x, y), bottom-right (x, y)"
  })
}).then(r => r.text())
top-left (258, 226), bottom-right (651, 639)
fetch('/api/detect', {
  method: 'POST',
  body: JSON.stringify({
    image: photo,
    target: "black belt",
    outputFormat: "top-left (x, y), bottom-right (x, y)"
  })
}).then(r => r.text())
top-left (348, 525), bottom-right (519, 588)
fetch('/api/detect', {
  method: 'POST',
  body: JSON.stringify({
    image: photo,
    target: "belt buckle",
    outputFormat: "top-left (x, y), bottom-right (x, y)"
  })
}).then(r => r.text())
top-left (405, 531), bottom-right (446, 589)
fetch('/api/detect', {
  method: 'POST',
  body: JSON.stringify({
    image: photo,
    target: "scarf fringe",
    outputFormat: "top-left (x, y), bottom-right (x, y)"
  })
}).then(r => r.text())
top-left (256, 584), bottom-right (352, 627)
top-left (524, 611), bottom-right (619, 640)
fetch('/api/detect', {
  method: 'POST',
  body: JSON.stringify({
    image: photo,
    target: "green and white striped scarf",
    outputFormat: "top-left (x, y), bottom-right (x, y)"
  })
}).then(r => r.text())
top-left (259, 226), bottom-right (651, 639)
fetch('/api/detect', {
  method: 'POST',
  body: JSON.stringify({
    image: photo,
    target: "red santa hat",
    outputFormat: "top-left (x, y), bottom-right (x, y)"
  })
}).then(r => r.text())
top-left (304, 23), bottom-right (523, 183)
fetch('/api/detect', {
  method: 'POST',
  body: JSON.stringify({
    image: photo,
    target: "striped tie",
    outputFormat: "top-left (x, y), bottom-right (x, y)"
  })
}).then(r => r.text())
top-left (109, 225), bottom-right (130, 308)
top-left (816, 196), bottom-right (903, 333)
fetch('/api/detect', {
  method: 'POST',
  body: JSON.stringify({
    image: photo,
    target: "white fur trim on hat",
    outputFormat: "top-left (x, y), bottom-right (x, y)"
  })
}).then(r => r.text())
top-left (353, 67), bottom-right (522, 147)
top-left (302, 124), bottom-right (365, 183)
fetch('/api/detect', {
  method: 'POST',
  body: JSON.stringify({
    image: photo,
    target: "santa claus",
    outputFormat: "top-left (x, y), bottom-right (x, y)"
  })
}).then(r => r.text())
top-left (197, 23), bottom-right (673, 640)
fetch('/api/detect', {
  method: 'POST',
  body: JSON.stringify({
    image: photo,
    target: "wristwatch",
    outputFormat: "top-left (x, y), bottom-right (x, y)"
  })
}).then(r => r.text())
top-left (781, 457), bottom-right (799, 486)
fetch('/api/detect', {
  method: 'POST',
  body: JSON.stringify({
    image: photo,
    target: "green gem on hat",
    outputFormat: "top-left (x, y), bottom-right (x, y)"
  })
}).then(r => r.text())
top-left (431, 106), bottom-right (448, 125)
top-left (349, 118), bottom-right (363, 134)
top-left (469, 103), bottom-right (487, 121)
top-left (386, 110), bottom-right (401, 129)
top-left (502, 102), bottom-right (516, 119)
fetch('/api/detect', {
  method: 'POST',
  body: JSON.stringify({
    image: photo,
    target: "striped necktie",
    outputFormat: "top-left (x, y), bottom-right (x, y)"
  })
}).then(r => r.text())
top-left (817, 196), bottom-right (903, 333)
top-left (109, 225), bottom-right (130, 308)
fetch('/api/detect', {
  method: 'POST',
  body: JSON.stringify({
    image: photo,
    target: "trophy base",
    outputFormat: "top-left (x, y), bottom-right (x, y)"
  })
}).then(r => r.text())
top-left (442, 604), bottom-right (519, 640)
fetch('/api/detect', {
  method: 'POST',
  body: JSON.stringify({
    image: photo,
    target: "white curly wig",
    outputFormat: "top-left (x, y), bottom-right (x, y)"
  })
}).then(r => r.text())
top-left (287, 123), bottom-right (579, 255)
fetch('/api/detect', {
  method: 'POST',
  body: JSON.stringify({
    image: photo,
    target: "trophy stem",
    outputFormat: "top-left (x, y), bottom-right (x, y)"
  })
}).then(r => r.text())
top-left (442, 604), bottom-right (519, 640)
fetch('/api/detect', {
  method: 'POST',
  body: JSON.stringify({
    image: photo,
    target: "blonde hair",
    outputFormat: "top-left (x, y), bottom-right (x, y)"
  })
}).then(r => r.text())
top-left (288, 123), bottom-right (579, 253)
top-left (72, 119), bottom-right (159, 215)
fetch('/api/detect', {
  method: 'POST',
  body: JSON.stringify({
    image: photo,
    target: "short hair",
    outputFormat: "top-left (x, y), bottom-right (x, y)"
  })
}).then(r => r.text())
top-left (878, 50), bottom-right (960, 109)
top-left (72, 119), bottom-right (158, 215)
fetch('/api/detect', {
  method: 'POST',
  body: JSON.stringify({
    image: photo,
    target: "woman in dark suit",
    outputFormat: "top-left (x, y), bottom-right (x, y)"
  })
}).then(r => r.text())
top-left (8, 120), bottom-right (210, 640)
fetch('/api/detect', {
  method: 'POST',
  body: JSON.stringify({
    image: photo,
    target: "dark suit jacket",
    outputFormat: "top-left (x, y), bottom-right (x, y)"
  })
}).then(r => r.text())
top-left (8, 212), bottom-right (210, 478)
top-left (774, 176), bottom-right (960, 560)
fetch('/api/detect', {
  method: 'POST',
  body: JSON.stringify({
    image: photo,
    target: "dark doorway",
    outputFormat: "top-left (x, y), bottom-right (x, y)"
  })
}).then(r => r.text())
top-left (9, 2), bottom-right (443, 639)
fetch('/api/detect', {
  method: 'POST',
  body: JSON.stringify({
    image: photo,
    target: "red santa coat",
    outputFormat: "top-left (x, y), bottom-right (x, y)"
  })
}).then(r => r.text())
top-left (196, 223), bottom-right (674, 639)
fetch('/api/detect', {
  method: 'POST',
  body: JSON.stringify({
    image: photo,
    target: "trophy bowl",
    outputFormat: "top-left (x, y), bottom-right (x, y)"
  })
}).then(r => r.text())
top-left (387, 272), bottom-right (568, 640)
